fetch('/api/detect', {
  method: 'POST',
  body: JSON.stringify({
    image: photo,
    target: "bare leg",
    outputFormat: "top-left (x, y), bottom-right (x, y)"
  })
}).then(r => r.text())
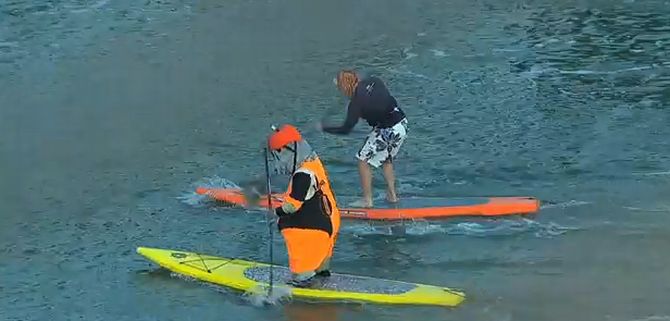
top-left (354, 160), bottom-right (373, 208)
top-left (382, 160), bottom-right (398, 203)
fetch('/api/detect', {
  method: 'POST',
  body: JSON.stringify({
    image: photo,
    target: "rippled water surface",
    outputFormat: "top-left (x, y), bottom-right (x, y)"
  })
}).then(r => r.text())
top-left (2, 0), bottom-right (669, 320)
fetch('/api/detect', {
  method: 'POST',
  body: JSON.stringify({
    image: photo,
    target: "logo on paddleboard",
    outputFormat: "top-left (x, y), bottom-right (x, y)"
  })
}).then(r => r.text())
top-left (342, 210), bottom-right (367, 217)
top-left (171, 252), bottom-right (187, 259)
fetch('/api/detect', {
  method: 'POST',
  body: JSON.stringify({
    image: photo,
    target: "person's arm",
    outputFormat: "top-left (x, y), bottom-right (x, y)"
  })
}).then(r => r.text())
top-left (321, 100), bottom-right (360, 135)
top-left (275, 172), bottom-right (311, 216)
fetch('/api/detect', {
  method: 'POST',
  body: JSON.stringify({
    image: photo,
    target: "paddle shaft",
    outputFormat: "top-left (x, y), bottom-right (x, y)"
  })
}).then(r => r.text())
top-left (263, 147), bottom-right (274, 296)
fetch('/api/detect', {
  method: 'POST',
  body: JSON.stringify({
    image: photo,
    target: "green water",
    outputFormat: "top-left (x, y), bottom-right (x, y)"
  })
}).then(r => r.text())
top-left (2, 0), bottom-right (669, 320)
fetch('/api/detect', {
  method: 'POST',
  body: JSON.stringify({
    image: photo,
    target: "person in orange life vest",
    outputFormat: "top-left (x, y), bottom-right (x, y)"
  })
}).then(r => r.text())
top-left (318, 70), bottom-right (408, 208)
top-left (267, 124), bottom-right (341, 287)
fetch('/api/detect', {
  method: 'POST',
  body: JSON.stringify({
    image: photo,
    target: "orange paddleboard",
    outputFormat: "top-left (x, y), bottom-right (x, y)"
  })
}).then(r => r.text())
top-left (195, 187), bottom-right (540, 220)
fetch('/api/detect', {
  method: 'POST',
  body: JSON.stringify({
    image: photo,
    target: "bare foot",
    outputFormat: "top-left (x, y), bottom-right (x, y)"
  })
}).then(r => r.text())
top-left (386, 191), bottom-right (399, 203)
top-left (349, 199), bottom-right (373, 208)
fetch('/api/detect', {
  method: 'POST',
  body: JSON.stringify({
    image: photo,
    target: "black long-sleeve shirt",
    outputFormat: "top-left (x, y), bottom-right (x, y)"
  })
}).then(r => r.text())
top-left (323, 76), bottom-right (406, 135)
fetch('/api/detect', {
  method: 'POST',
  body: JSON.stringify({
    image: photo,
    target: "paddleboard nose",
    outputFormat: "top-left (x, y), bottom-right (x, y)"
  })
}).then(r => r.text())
top-left (195, 187), bottom-right (208, 195)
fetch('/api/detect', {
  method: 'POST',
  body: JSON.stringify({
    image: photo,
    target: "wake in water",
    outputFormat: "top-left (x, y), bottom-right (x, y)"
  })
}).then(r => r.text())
top-left (68, 0), bottom-right (110, 14)
top-left (343, 217), bottom-right (580, 238)
top-left (176, 175), bottom-right (241, 207)
top-left (630, 317), bottom-right (670, 321)
top-left (540, 200), bottom-right (592, 209)
top-left (632, 170), bottom-right (670, 176)
top-left (179, 175), bottom-right (583, 239)
top-left (623, 202), bottom-right (670, 212)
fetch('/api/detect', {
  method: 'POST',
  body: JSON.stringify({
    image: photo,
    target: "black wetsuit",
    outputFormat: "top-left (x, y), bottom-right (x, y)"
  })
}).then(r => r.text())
top-left (322, 76), bottom-right (406, 135)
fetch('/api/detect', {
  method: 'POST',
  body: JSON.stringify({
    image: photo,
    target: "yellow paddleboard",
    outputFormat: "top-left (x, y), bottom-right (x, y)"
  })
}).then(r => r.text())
top-left (136, 247), bottom-right (465, 307)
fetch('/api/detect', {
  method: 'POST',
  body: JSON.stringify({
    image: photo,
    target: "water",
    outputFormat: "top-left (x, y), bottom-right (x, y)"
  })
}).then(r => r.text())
top-left (1, 0), bottom-right (669, 320)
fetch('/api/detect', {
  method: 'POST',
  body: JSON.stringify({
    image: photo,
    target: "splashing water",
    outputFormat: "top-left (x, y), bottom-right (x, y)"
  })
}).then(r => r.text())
top-left (242, 284), bottom-right (293, 306)
top-left (168, 271), bottom-right (292, 306)
top-left (177, 175), bottom-right (241, 207)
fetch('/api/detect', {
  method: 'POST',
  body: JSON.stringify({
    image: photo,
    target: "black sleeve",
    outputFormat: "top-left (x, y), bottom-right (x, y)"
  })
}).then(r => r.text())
top-left (288, 172), bottom-right (311, 201)
top-left (275, 173), bottom-right (311, 217)
top-left (322, 100), bottom-right (360, 135)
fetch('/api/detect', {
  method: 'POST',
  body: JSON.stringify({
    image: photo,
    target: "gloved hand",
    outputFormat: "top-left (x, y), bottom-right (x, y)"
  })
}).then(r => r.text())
top-left (274, 206), bottom-right (289, 217)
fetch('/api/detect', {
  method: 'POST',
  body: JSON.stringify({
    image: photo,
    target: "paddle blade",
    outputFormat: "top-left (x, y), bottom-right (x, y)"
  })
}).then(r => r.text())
top-left (241, 185), bottom-right (261, 207)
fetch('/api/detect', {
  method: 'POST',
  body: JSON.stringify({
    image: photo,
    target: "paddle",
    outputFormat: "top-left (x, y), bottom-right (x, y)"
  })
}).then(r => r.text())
top-left (238, 175), bottom-right (266, 208)
top-left (263, 145), bottom-right (275, 297)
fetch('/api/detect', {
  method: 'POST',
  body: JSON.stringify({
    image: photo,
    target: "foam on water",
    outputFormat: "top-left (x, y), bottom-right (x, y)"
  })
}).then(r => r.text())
top-left (540, 200), bottom-right (592, 209)
top-left (343, 218), bottom-right (579, 238)
top-left (623, 205), bottom-right (670, 212)
top-left (69, 0), bottom-right (110, 14)
top-left (446, 218), bottom-right (580, 238)
top-left (430, 49), bottom-right (447, 57)
top-left (632, 170), bottom-right (670, 176)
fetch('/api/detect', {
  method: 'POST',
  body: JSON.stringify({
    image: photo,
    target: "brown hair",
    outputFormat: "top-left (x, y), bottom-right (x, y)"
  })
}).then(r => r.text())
top-left (336, 70), bottom-right (359, 98)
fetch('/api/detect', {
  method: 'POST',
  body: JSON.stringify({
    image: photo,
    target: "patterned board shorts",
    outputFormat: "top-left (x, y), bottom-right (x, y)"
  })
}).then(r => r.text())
top-left (356, 118), bottom-right (408, 168)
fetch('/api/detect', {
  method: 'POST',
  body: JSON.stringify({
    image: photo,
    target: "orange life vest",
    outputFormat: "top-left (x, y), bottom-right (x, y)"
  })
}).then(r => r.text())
top-left (278, 157), bottom-right (340, 236)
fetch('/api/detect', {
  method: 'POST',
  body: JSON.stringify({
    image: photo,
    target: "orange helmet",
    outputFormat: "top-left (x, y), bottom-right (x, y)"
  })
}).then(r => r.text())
top-left (268, 124), bottom-right (302, 150)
